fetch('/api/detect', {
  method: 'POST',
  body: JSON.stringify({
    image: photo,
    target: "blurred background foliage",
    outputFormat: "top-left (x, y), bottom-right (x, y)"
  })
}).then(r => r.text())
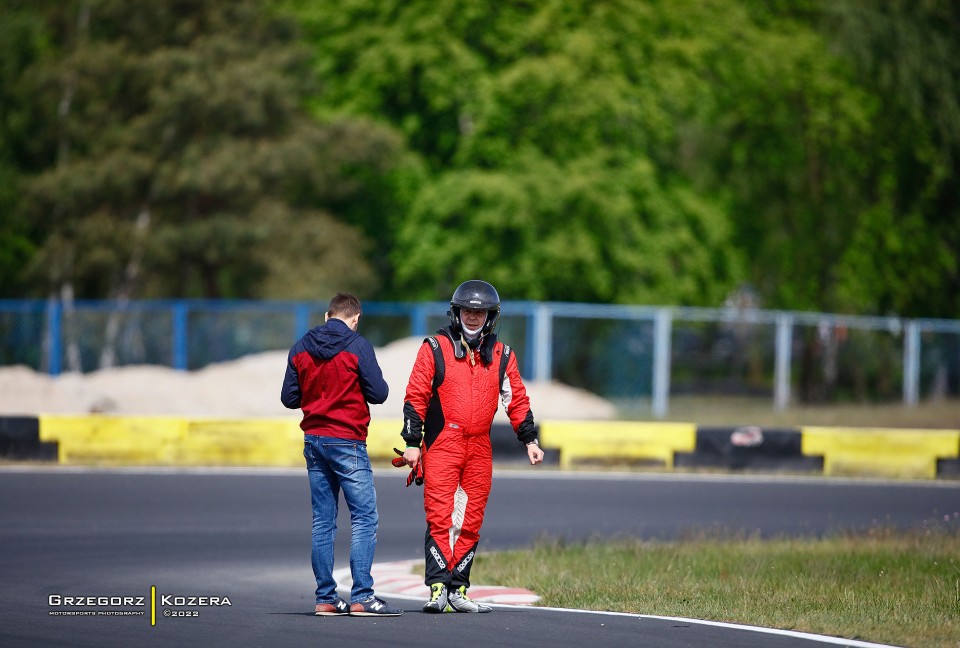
top-left (1, 0), bottom-right (957, 317)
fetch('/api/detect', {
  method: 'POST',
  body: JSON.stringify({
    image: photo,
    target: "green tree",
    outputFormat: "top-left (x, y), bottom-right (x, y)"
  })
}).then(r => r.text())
top-left (288, 0), bottom-right (960, 317)
top-left (685, 1), bottom-right (876, 313)
top-left (287, 0), bottom-right (746, 304)
top-left (822, 0), bottom-right (960, 317)
top-left (0, 2), bottom-right (48, 295)
top-left (13, 0), bottom-right (404, 301)
top-left (11, 0), bottom-right (955, 318)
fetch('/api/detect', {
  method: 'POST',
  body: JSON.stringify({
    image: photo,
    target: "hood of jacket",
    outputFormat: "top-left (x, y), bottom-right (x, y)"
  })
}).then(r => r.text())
top-left (304, 318), bottom-right (360, 360)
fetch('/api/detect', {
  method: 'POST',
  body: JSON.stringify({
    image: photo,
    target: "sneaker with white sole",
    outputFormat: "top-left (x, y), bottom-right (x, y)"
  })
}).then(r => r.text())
top-left (315, 597), bottom-right (349, 616)
top-left (422, 583), bottom-right (449, 613)
top-left (447, 586), bottom-right (492, 613)
top-left (349, 596), bottom-right (403, 616)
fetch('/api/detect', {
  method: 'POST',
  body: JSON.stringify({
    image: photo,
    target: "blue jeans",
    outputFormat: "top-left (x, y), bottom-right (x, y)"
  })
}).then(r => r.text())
top-left (303, 435), bottom-right (379, 604)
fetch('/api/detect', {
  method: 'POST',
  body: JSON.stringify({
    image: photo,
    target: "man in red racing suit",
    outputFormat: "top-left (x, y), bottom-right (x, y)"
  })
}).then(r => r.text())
top-left (400, 280), bottom-right (544, 614)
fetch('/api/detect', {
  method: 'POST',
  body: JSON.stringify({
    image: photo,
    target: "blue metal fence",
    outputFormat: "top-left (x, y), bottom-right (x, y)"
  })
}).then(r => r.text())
top-left (1, 298), bottom-right (958, 417)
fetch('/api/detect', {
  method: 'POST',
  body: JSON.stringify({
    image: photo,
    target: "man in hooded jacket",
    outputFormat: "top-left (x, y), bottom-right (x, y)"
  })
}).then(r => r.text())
top-left (281, 292), bottom-right (402, 617)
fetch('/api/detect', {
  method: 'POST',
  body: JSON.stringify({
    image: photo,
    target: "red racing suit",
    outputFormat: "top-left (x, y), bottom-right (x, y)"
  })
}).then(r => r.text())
top-left (401, 328), bottom-right (536, 588)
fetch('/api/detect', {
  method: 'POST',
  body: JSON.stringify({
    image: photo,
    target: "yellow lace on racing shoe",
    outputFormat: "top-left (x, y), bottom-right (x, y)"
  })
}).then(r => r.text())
top-left (422, 583), bottom-right (449, 613)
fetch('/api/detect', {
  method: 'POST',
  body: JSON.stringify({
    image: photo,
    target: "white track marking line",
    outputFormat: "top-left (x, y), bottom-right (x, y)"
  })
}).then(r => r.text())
top-left (345, 560), bottom-right (904, 648)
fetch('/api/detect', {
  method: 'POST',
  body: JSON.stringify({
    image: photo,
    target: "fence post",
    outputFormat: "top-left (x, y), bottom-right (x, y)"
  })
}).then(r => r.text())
top-left (45, 299), bottom-right (62, 377)
top-left (533, 303), bottom-right (553, 382)
top-left (411, 303), bottom-right (430, 338)
top-left (652, 308), bottom-right (672, 419)
top-left (902, 320), bottom-right (920, 406)
top-left (774, 313), bottom-right (793, 411)
top-left (172, 302), bottom-right (188, 371)
top-left (294, 303), bottom-right (311, 340)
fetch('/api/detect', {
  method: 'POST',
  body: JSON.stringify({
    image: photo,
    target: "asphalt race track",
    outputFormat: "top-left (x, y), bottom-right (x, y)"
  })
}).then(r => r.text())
top-left (2, 466), bottom-right (957, 647)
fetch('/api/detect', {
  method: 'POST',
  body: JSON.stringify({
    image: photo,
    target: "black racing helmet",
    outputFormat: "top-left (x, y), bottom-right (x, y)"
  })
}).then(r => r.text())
top-left (448, 280), bottom-right (501, 337)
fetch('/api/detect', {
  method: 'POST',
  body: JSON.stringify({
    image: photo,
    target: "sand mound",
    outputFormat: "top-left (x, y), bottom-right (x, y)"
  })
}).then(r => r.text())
top-left (0, 337), bottom-right (617, 421)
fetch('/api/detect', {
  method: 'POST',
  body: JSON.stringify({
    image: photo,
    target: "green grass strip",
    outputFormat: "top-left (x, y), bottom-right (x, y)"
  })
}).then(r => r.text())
top-left (474, 520), bottom-right (960, 648)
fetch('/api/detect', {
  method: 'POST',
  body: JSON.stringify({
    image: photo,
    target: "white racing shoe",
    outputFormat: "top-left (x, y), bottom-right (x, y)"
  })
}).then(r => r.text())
top-left (447, 586), bottom-right (492, 613)
top-left (422, 583), bottom-right (450, 613)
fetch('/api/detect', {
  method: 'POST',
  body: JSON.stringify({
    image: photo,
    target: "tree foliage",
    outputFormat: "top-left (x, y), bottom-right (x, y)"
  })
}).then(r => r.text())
top-left (678, 1), bottom-right (878, 313)
top-left (821, 0), bottom-right (960, 317)
top-left (290, 0), bottom-right (745, 304)
top-left (2, 0), bottom-right (958, 318)
top-left (0, 2), bottom-right (48, 295)
top-left (285, 0), bottom-right (960, 316)
top-left (9, 0), bottom-right (404, 300)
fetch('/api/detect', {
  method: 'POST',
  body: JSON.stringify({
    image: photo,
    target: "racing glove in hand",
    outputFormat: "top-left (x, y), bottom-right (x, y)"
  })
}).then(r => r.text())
top-left (392, 447), bottom-right (424, 487)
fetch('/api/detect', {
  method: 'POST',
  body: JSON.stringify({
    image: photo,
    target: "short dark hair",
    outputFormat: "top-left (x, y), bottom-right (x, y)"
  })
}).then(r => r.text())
top-left (327, 293), bottom-right (361, 319)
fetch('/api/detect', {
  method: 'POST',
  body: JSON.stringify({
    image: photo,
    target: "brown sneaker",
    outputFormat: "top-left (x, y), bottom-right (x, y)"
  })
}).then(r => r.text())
top-left (315, 598), bottom-right (349, 616)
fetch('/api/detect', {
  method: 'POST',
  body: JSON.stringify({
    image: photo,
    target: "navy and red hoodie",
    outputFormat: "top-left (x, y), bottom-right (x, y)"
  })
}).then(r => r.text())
top-left (281, 318), bottom-right (388, 441)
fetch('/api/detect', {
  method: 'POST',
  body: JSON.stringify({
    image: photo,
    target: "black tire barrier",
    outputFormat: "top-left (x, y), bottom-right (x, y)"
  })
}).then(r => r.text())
top-left (675, 426), bottom-right (824, 473)
top-left (0, 417), bottom-right (57, 460)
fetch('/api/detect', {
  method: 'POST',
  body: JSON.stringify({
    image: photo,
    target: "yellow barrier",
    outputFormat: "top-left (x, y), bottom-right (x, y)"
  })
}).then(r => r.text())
top-left (35, 415), bottom-right (960, 479)
top-left (39, 415), bottom-right (188, 465)
top-left (174, 419), bottom-right (302, 467)
top-left (801, 426), bottom-right (960, 479)
top-left (38, 415), bottom-right (405, 467)
top-left (367, 419), bottom-right (404, 460)
top-left (539, 420), bottom-right (697, 469)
